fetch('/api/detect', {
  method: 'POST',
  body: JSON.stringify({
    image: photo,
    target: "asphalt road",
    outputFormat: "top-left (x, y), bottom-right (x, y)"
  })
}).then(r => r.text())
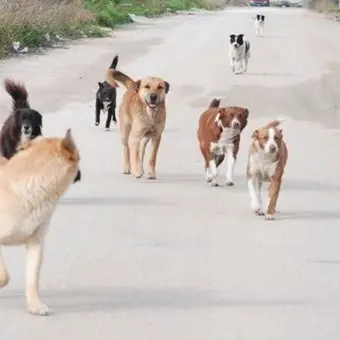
top-left (1, 6), bottom-right (340, 340)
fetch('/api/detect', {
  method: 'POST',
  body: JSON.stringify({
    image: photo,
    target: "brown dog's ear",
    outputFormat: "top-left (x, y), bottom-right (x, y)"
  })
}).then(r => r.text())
top-left (252, 129), bottom-right (259, 139)
top-left (165, 81), bottom-right (170, 94)
top-left (62, 128), bottom-right (77, 153)
top-left (243, 108), bottom-right (249, 119)
top-left (134, 80), bottom-right (141, 92)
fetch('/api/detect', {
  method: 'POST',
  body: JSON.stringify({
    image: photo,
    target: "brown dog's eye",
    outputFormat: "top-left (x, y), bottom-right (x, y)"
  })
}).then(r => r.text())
top-left (145, 85), bottom-right (151, 89)
top-left (263, 136), bottom-right (268, 141)
top-left (274, 136), bottom-right (278, 141)
top-left (157, 85), bottom-right (163, 90)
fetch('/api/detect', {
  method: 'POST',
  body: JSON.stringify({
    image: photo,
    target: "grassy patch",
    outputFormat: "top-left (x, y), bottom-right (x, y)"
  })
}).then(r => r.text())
top-left (0, 0), bottom-right (223, 58)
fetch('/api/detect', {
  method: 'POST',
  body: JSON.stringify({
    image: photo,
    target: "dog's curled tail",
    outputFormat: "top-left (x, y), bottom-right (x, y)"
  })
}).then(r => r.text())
top-left (109, 55), bottom-right (119, 69)
top-left (209, 98), bottom-right (221, 109)
top-left (106, 69), bottom-right (135, 90)
top-left (263, 119), bottom-right (284, 129)
top-left (4, 78), bottom-right (29, 110)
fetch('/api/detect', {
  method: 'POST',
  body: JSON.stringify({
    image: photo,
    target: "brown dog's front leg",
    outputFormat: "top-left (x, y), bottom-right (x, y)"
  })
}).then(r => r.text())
top-left (266, 179), bottom-right (282, 220)
top-left (147, 135), bottom-right (162, 180)
top-left (129, 135), bottom-right (143, 178)
top-left (25, 238), bottom-right (50, 316)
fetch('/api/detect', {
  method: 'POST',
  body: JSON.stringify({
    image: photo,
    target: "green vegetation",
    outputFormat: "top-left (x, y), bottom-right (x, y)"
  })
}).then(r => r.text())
top-left (0, 0), bottom-right (222, 58)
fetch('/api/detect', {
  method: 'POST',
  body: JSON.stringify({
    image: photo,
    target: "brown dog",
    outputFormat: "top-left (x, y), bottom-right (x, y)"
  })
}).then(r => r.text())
top-left (246, 119), bottom-right (288, 220)
top-left (197, 98), bottom-right (249, 186)
top-left (106, 68), bottom-right (170, 179)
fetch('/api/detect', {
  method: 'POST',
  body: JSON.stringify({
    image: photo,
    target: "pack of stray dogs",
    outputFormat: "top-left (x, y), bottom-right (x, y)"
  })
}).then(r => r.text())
top-left (0, 12), bottom-right (288, 316)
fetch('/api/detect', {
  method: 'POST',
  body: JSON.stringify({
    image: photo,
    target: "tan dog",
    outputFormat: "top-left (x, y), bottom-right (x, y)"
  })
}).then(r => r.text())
top-left (197, 99), bottom-right (249, 186)
top-left (0, 129), bottom-right (81, 315)
top-left (106, 68), bottom-right (170, 179)
top-left (247, 119), bottom-right (288, 220)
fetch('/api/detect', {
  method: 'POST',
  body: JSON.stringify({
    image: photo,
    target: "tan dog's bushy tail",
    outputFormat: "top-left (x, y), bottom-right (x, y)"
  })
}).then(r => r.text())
top-left (209, 98), bottom-right (221, 109)
top-left (106, 69), bottom-right (135, 90)
top-left (263, 119), bottom-right (283, 129)
top-left (4, 78), bottom-right (30, 110)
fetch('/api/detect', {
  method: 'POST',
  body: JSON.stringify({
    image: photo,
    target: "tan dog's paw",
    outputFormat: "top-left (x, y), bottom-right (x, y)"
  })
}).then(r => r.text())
top-left (265, 214), bottom-right (275, 221)
top-left (27, 300), bottom-right (52, 316)
top-left (123, 170), bottom-right (131, 175)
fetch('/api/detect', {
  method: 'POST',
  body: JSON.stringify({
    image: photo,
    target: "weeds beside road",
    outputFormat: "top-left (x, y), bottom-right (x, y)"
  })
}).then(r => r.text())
top-left (0, 0), bottom-right (224, 58)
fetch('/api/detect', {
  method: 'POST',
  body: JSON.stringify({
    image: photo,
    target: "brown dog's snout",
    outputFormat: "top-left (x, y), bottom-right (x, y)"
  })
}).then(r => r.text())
top-left (74, 169), bottom-right (81, 183)
top-left (149, 93), bottom-right (158, 103)
top-left (269, 145), bottom-right (276, 153)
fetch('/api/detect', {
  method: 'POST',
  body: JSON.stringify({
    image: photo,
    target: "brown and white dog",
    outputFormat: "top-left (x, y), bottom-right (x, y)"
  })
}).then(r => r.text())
top-left (106, 68), bottom-right (170, 180)
top-left (197, 99), bottom-right (249, 186)
top-left (246, 119), bottom-right (288, 220)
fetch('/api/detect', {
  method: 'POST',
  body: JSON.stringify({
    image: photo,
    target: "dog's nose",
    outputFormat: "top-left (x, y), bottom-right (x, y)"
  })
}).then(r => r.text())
top-left (269, 145), bottom-right (276, 153)
top-left (150, 93), bottom-right (157, 102)
top-left (74, 169), bottom-right (81, 183)
top-left (232, 121), bottom-right (240, 129)
top-left (23, 125), bottom-right (30, 132)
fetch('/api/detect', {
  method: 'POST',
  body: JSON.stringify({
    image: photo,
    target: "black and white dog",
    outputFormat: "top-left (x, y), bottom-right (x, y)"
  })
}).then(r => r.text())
top-left (228, 34), bottom-right (251, 75)
top-left (95, 55), bottom-right (119, 131)
top-left (0, 79), bottom-right (43, 159)
top-left (255, 14), bottom-right (265, 37)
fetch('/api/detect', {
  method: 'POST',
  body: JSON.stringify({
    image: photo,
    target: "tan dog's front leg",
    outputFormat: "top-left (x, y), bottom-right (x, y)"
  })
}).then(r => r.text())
top-left (129, 134), bottom-right (143, 178)
top-left (147, 135), bottom-right (162, 180)
top-left (139, 136), bottom-right (151, 175)
top-left (0, 247), bottom-right (10, 288)
top-left (266, 179), bottom-right (281, 220)
top-left (25, 238), bottom-right (51, 316)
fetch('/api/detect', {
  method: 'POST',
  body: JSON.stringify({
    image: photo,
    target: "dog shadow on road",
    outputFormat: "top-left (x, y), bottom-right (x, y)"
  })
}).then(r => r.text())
top-left (1, 287), bottom-right (317, 315)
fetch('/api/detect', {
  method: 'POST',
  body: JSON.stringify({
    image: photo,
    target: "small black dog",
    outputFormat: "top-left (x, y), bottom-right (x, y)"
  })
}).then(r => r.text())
top-left (0, 79), bottom-right (43, 159)
top-left (95, 55), bottom-right (119, 131)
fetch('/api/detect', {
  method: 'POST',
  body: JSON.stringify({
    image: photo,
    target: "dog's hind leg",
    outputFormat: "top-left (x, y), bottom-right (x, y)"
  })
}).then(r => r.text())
top-left (95, 99), bottom-right (101, 126)
top-left (0, 247), bottom-right (10, 289)
top-left (25, 237), bottom-right (51, 316)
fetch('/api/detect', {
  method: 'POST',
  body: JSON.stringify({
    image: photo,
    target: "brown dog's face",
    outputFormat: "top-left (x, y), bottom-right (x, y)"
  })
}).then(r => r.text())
top-left (216, 107), bottom-right (249, 131)
top-left (252, 127), bottom-right (283, 154)
top-left (135, 77), bottom-right (170, 110)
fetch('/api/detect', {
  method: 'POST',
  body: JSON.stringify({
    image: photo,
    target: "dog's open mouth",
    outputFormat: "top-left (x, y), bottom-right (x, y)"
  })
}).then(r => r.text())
top-left (146, 102), bottom-right (158, 110)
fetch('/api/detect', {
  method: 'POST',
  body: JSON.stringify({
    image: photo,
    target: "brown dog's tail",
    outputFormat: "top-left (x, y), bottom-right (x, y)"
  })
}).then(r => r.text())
top-left (209, 98), bottom-right (221, 109)
top-left (106, 69), bottom-right (135, 90)
top-left (4, 79), bottom-right (30, 110)
top-left (263, 119), bottom-right (284, 129)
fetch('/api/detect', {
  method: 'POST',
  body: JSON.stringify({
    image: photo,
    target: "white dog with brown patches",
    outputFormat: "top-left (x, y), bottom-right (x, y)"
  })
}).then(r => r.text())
top-left (246, 119), bottom-right (288, 220)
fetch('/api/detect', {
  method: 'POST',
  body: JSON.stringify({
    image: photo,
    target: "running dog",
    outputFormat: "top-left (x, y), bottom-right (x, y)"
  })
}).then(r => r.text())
top-left (255, 14), bottom-right (265, 37)
top-left (197, 98), bottom-right (249, 186)
top-left (247, 119), bottom-right (288, 220)
top-left (228, 34), bottom-right (251, 74)
top-left (0, 79), bottom-right (42, 159)
top-left (106, 67), bottom-right (170, 180)
top-left (0, 129), bottom-right (81, 316)
top-left (95, 55), bottom-right (119, 131)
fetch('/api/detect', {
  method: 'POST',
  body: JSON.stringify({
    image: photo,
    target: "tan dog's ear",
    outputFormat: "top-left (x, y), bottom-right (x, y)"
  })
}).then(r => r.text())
top-left (134, 80), bottom-right (141, 92)
top-left (165, 81), bottom-right (170, 94)
top-left (252, 129), bottom-right (259, 139)
top-left (62, 128), bottom-right (76, 153)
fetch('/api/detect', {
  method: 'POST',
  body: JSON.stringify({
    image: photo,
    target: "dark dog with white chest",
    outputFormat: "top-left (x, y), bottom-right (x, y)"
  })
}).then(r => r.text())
top-left (95, 55), bottom-right (120, 131)
top-left (0, 79), bottom-right (42, 159)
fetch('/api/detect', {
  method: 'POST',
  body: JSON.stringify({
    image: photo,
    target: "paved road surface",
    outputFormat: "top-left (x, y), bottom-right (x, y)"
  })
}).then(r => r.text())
top-left (1, 6), bottom-right (340, 340)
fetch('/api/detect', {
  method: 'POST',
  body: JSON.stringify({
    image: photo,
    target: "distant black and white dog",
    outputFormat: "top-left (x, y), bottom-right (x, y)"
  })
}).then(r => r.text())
top-left (0, 79), bottom-right (42, 159)
top-left (255, 14), bottom-right (265, 37)
top-left (95, 55), bottom-right (119, 131)
top-left (228, 34), bottom-right (251, 74)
